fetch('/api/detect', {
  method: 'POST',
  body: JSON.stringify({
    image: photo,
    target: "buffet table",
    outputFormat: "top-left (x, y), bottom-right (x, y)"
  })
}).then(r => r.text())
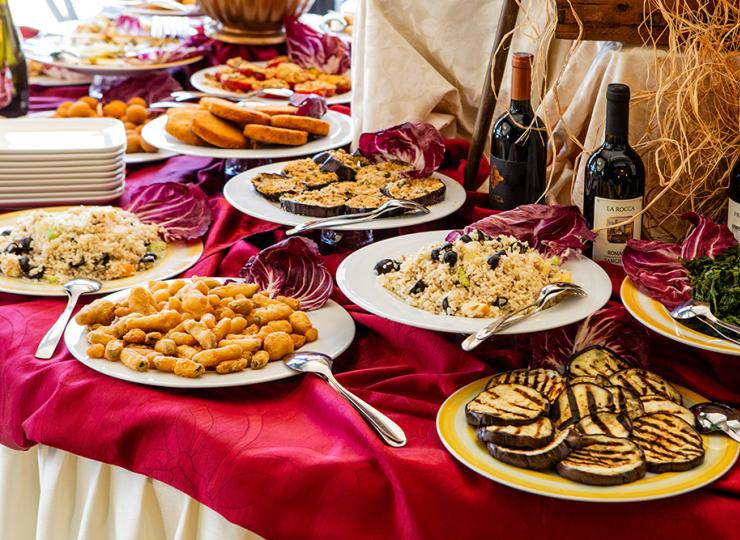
top-left (1, 135), bottom-right (740, 539)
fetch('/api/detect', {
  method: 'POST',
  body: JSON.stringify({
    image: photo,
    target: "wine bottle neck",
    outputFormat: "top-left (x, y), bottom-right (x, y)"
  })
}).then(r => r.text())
top-left (509, 99), bottom-right (533, 115)
top-left (605, 100), bottom-right (630, 146)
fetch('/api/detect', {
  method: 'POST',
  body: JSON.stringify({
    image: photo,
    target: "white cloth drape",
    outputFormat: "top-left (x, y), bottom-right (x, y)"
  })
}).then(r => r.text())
top-left (0, 444), bottom-right (262, 540)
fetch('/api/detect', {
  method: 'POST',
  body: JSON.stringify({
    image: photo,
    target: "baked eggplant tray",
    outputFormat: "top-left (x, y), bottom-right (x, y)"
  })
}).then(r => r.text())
top-left (437, 347), bottom-right (739, 502)
top-left (223, 149), bottom-right (467, 230)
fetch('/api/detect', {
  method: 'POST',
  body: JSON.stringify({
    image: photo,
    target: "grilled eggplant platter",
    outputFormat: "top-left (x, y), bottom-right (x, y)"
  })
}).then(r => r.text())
top-left (248, 149), bottom-right (447, 218)
top-left (464, 347), bottom-right (709, 487)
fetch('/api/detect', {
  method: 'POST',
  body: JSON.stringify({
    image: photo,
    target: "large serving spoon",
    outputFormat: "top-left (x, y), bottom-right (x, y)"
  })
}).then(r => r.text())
top-left (284, 351), bottom-right (407, 447)
top-left (461, 282), bottom-right (587, 351)
top-left (691, 402), bottom-right (740, 443)
top-left (671, 300), bottom-right (740, 346)
top-left (170, 88), bottom-right (294, 102)
top-left (35, 278), bottom-right (102, 360)
top-left (285, 199), bottom-right (429, 236)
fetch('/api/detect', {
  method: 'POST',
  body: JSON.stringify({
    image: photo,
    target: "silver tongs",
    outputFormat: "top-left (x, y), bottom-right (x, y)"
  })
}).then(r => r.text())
top-left (285, 199), bottom-right (429, 236)
top-left (461, 282), bottom-right (587, 351)
top-left (671, 300), bottom-right (740, 345)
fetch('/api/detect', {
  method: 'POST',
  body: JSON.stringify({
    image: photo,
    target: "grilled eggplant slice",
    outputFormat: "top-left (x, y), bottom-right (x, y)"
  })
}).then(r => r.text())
top-left (487, 428), bottom-right (579, 470)
top-left (345, 194), bottom-right (395, 215)
top-left (557, 435), bottom-right (646, 485)
top-left (279, 192), bottom-right (345, 217)
top-left (609, 386), bottom-right (644, 420)
top-left (568, 375), bottom-right (611, 387)
top-left (251, 173), bottom-right (304, 201)
top-left (567, 346), bottom-right (630, 378)
top-left (476, 417), bottom-right (554, 449)
top-left (631, 413), bottom-right (705, 472)
top-left (551, 383), bottom-right (616, 429)
top-left (576, 413), bottom-right (632, 438)
top-left (485, 369), bottom-right (566, 403)
top-left (466, 384), bottom-right (549, 426)
top-left (609, 368), bottom-right (682, 405)
top-left (382, 177), bottom-right (446, 206)
top-left (640, 395), bottom-right (696, 427)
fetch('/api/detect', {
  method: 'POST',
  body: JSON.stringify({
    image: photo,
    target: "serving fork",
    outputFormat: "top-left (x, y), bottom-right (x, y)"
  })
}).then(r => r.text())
top-left (461, 282), bottom-right (587, 351)
top-left (170, 89), bottom-right (294, 102)
top-left (670, 300), bottom-right (740, 346)
top-left (285, 199), bottom-right (429, 236)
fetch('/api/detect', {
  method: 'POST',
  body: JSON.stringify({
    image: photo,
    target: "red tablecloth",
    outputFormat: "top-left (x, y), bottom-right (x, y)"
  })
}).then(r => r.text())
top-left (3, 52), bottom-right (740, 539)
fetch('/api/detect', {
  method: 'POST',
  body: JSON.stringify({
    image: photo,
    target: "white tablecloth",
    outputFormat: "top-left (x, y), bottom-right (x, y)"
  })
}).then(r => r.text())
top-left (0, 444), bottom-right (261, 540)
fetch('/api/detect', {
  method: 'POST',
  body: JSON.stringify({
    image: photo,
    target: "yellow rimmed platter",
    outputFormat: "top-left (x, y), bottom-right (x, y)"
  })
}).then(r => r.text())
top-left (437, 376), bottom-right (739, 502)
top-left (621, 277), bottom-right (740, 357)
top-left (0, 206), bottom-right (203, 297)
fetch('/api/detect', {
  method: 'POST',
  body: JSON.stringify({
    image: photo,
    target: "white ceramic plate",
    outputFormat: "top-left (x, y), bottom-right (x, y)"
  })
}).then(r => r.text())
top-left (190, 64), bottom-right (353, 106)
top-left (141, 110), bottom-right (353, 160)
top-left (0, 151), bottom-right (125, 163)
top-left (64, 289), bottom-right (355, 388)
top-left (0, 118), bottom-right (126, 154)
top-left (336, 230), bottom-right (612, 335)
top-left (0, 186), bottom-right (126, 208)
top-left (0, 176), bottom-right (123, 193)
top-left (0, 166), bottom-right (125, 181)
top-left (0, 206), bottom-right (203, 295)
top-left (223, 161), bottom-right (467, 231)
top-left (437, 376), bottom-right (739, 502)
top-left (0, 161), bottom-right (122, 174)
top-left (125, 148), bottom-right (179, 164)
top-left (29, 73), bottom-right (93, 87)
top-left (621, 278), bottom-right (740, 356)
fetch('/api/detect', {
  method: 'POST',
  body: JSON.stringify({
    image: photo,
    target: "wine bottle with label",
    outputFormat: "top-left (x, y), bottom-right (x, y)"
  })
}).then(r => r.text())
top-left (584, 83), bottom-right (645, 265)
top-left (729, 157), bottom-right (740, 241)
top-left (0, 0), bottom-right (29, 118)
top-left (488, 52), bottom-right (548, 210)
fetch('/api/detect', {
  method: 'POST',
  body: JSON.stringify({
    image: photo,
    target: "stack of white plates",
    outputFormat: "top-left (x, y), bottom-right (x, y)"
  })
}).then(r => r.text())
top-left (0, 118), bottom-right (126, 208)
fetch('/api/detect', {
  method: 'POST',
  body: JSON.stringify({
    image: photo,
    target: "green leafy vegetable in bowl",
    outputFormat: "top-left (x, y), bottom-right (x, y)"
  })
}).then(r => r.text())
top-left (684, 245), bottom-right (740, 327)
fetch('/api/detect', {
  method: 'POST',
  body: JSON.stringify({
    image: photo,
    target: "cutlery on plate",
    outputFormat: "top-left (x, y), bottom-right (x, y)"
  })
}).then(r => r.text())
top-left (171, 88), bottom-right (294, 102)
top-left (284, 351), bottom-right (407, 447)
top-left (691, 402), bottom-right (740, 443)
top-left (115, 0), bottom-right (191, 11)
top-left (149, 101), bottom-right (196, 109)
top-left (320, 12), bottom-right (350, 34)
top-left (461, 282), bottom-right (587, 351)
top-left (285, 199), bottom-right (429, 236)
top-left (35, 278), bottom-right (102, 360)
top-left (150, 16), bottom-right (193, 39)
top-left (671, 300), bottom-right (740, 345)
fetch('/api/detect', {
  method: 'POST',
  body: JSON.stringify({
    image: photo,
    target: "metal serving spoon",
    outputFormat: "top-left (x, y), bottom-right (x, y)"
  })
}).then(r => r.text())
top-left (284, 351), bottom-right (407, 447)
top-left (461, 282), bottom-right (587, 351)
top-left (691, 402), bottom-right (740, 443)
top-left (35, 278), bottom-right (102, 360)
top-left (285, 199), bottom-right (429, 236)
top-left (671, 300), bottom-right (740, 346)
top-left (170, 88), bottom-right (294, 102)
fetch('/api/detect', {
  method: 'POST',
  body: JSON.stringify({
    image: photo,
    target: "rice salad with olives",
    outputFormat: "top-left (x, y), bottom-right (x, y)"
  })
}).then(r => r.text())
top-left (375, 230), bottom-right (571, 318)
top-left (0, 206), bottom-right (166, 283)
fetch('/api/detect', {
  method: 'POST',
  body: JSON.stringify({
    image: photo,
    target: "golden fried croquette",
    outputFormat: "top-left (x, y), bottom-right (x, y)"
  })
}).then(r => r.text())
top-left (165, 108), bottom-right (209, 146)
top-left (191, 111), bottom-right (248, 149)
top-left (200, 97), bottom-right (272, 126)
top-left (243, 124), bottom-right (308, 146)
top-left (269, 114), bottom-right (330, 136)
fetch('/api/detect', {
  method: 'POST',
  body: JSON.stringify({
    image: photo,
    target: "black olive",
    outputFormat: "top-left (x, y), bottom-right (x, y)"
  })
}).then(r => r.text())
top-left (374, 259), bottom-right (400, 275)
top-left (431, 243), bottom-right (452, 261)
top-left (441, 297), bottom-right (451, 314)
top-left (19, 255), bottom-right (31, 275)
top-left (28, 266), bottom-right (44, 279)
top-left (0, 230), bottom-right (10, 236)
top-left (492, 296), bottom-right (509, 308)
top-left (409, 279), bottom-right (427, 294)
top-left (510, 241), bottom-right (528, 254)
top-left (4, 242), bottom-right (19, 254)
top-left (478, 231), bottom-right (492, 241)
top-left (139, 252), bottom-right (158, 264)
top-left (69, 258), bottom-right (85, 269)
top-left (458, 234), bottom-right (472, 243)
top-left (18, 237), bottom-right (31, 253)
top-left (487, 253), bottom-right (502, 270)
top-left (97, 253), bottom-right (110, 265)
top-left (442, 250), bottom-right (458, 266)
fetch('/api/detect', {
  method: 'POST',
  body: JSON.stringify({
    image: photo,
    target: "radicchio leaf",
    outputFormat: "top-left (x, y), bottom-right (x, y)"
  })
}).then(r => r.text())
top-left (132, 31), bottom-right (210, 64)
top-left (115, 15), bottom-right (144, 35)
top-left (358, 122), bottom-right (445, 178)
top-left (285, 17), bottom-right (351, 75)
top-left (238, 237), bottom-right (332, 311)
top-left (530, 305), bottom-right (649, 373)
top-left (90, 72), bottom-right (181, 104)
top-left (289, 93), bottom-right (328, 118)
top-left (121, 182), bottom-right (212, 241)
top-left (680, 212), bottom-right (738, 260)
top-left (622, 239), bottom-right (692, 309)
top-left (463, 204), bottom-right (596, 257)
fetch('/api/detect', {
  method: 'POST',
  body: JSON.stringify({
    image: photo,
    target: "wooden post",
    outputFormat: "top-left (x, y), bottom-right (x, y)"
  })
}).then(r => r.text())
top-left (463, 0), bottom-right (520, 191)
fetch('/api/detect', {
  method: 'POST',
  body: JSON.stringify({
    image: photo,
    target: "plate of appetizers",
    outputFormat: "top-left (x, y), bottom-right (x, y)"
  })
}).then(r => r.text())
top-left (141, 106), bottom-right (353, 160)
top-left (64, 277), bottom-right (356, 388)
top-left (437, 356), bottom-right (739, 502)
top-left (0, 206), bottom-right (202, 296)
top-left (336, 230), bottom-right (611, 334)
top-left (190, 57), bottom-right (352, 105)
top-left (223, 154), bottom-right (466, 230)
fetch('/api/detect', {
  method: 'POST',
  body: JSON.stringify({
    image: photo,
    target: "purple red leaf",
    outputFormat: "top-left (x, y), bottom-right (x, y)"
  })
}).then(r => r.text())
top-left (289, 93), bottom-right (328, 118)
top-left (358, 122), bottom-right (445, 178)
top-left (285, 17), bottom-right (351, 75)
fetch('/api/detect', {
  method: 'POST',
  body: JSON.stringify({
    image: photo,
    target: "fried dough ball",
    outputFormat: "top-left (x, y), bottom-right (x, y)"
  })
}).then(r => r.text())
top-left (140, 137), bottom-right (158, 153)
top-left (126, 132), bottom-right (142, 153)
top-left (79, 96), bottom-right (99, 109)
top-left (69, 101), bottom-right (94, 117)
top-left (127, 97), bottom-right (147, 107)
top-left (56, 101), bottom-right (74, 117)
top-left (124, 121), bottom-right (136, 131)
top-left (126, 104), bottom-right (148, 125)
top-left (103, 100), bottom-right (127, 118)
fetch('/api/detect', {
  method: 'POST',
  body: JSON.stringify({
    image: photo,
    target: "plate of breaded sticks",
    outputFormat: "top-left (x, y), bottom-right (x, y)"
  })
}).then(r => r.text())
top-left (141, 98), bottom-right (353, 159)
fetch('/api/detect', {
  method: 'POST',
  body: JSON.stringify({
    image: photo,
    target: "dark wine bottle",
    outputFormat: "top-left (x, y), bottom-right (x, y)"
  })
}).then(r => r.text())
top-left (488, 52), bottom-right (548, 210)
top-left (583, 83), bottom-right (645, 265)
top-left (0, 0), bottom-right (29, 118)
top-left (729, 157), bottom-right (740, 241)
